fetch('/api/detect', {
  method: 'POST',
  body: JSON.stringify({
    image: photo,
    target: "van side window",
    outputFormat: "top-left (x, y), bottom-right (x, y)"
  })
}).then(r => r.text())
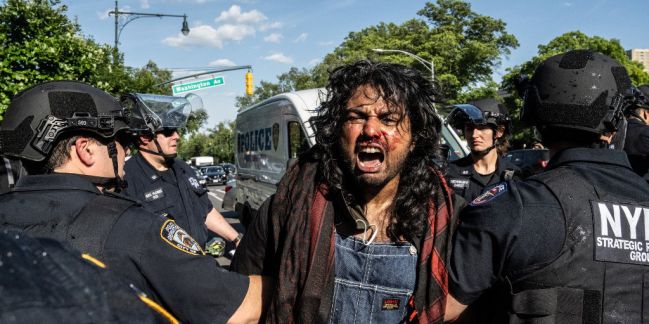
top-left (288, 121), bottom-right (308, 159)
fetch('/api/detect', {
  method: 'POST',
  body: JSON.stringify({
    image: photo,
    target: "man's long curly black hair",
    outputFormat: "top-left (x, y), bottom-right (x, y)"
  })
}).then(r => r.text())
top-left (311, 60), bottom-right (444, 242)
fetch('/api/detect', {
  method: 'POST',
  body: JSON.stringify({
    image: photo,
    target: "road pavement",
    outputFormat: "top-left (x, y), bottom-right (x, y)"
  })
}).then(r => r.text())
top-left (206, 184), bottom-right (240, 267)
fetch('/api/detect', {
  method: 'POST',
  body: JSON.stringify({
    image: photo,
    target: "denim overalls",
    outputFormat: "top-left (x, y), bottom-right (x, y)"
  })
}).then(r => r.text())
top-left (329, 233), bottom-right (418, 323)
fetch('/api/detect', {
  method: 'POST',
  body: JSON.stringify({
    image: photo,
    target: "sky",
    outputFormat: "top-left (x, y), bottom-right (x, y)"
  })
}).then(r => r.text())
top-left (60, 0), bottom-right (649, 130)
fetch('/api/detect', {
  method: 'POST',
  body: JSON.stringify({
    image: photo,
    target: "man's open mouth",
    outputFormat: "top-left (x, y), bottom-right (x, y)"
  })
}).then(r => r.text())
top-left (357, 146), bottom-right (385, 172)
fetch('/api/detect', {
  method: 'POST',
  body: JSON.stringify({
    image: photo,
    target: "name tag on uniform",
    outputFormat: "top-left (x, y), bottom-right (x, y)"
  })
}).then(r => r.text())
top-left (449, 178), bottom-right (470, 189)
top-left (592, 200), bottom-right (649, 266)
top-left (144, 188), bottom-right (165, 202)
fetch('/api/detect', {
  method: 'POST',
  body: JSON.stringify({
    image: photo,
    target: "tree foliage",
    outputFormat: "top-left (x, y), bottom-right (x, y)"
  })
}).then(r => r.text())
top-left (0, 0), bottom-right (173, 120)
top-left (329, 0), bottom-right (518, 101)
top-left (234, 0), bottom-right (518, 109)
top-left (178, 121), bottom-right (235, 163)
top-left (234, 67), bottom-right (323, 110)
top-left (235, 80), bottom-right (283, 110)
top-left (0, 0), bottom-right (110, 116)
top-left (184, 108), bottom-right (209, 135)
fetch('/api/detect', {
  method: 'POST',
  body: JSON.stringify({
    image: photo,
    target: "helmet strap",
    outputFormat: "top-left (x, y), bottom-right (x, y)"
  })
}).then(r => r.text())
top-left (471, 143), bottom-right (497, 157)
top-left (138, 138), bottom-right (177, 163)
top-left (105, 141), bottom-right (126, 192)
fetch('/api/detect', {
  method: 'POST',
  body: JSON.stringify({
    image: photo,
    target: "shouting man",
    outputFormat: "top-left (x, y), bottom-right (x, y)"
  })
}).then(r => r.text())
top-left (232, 60), bottom-right (459, 323)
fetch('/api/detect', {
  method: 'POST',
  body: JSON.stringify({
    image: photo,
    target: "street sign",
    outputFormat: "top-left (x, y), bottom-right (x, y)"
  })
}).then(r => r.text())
top-left (172, 76), bottom-right (225, 95)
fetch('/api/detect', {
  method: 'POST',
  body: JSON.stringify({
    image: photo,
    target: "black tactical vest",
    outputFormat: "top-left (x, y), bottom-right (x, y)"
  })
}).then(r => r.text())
top-left (506, 167), bottom-right (649, 324)
top-left (3, 189), bottom-right (134, 260)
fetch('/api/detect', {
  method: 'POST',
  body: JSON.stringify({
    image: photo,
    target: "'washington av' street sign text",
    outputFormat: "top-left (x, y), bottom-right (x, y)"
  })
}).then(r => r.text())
top-left (172, 76), bottom-right (225, 95)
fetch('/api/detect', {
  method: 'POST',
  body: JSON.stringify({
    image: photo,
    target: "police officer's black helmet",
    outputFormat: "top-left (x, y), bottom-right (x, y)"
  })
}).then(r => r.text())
top-left (0, 81), bottom-right (129, 162)
top-left (446, 98), bottom-right (511, 134)
top-left (521, 50), bottom-right (633, 135)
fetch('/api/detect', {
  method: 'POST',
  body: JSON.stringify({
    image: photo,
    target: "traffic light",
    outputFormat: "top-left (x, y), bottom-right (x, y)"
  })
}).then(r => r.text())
top-left (245, 71), bottom-right (253, 96)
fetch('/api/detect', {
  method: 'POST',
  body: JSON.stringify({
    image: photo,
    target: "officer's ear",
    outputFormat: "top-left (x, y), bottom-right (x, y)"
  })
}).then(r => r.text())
top-left (72, 137), bottom-right (97, 167)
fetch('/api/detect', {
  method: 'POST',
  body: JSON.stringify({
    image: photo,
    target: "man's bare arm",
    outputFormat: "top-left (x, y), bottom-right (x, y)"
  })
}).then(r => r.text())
top-left (444, 294), bottom-right (468, 322)
top-left (227, 275), bottom-right (275, 324)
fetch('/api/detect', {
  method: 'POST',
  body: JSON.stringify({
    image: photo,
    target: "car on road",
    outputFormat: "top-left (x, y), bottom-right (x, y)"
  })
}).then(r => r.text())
top-left (221, 179), bottom-right (237, 211)
top-left (219, 163), bottom-right (237, 179)
top-left (504, 149), bottom-right (550, 177)
top-left (201, 165), bottom-right (228, 185)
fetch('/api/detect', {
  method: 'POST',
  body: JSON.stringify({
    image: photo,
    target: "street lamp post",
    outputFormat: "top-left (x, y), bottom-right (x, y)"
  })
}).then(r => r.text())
top-left (372, 48), bottom-right (434, 81)
top-left (109, 0), bottom-right (190, 64)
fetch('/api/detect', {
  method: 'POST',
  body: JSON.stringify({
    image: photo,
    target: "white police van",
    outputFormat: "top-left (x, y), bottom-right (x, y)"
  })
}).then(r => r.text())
top-left (234, 88), bottom-right (468, 227)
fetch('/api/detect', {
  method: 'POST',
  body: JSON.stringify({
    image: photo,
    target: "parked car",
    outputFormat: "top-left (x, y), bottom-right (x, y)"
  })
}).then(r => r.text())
top-left (219, 163), bottom-right (237, 179)
top-left (504, 149), bottom-right (550, 178)
top-left (221, 179), bottom-right (237, 211)
top-left (201, 165), bottom-right (228, 185)
top-left (190, 166), bottom-right (208, 188)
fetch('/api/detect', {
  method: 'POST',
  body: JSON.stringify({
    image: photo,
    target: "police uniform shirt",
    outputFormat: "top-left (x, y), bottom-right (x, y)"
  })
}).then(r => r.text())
top-left (445, 155), bottom-right (520, 202)
top-left (623, 118), bottom-right (649, 179)
top-left (0, 173), bottom-right (249, 323)
top-left (124, 152), bottom-right (212, 246)
top-left (0, 156), bottom-right (26, 194)
top-left (448, 148), bottom-right (649, 305)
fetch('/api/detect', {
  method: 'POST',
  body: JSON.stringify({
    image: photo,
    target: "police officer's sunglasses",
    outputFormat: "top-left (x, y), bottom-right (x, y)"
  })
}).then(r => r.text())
top-left (158, 128), bottom-right (178, 137)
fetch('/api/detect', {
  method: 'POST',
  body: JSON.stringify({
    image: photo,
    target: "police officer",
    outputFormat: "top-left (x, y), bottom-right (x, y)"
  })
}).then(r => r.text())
top-left (121, 93), bottom-right (241, 248)
top-left (623, 84), bottom-right (649, 179)
top-left (445, 50), bottom-right (649, 323)
top-left (0, 229), bottom-right (171, 323)
top-left (0, 155), bottom-right (26, 194)
top-left (0, 81), bottom-right (266, 323)
top-left (445, 98), bottom-right (519, 201)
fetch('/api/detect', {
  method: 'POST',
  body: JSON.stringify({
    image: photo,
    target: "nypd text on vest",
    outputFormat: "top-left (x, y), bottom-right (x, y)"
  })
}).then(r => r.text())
top-left (592, 201), bottom-right (649, 266)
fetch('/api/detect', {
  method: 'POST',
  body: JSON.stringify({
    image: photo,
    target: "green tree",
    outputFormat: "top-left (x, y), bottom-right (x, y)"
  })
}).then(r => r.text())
top-left (184, 108), bottom-right (209, 135)
top-left (177, 121), bottom-right (236, 163)
top-left (235, 67), bottom-right (322, 110)
top-left (207, 121), bottom-right (235, 163)
top-left (501, 31), bottom-right (649, 146)
top-left (319, 0), bottom-right (518, 101)
top-left (119, 61), bottom-right (173, 95)
top-left (177, 132), bottom-right (210, 159)
top-left (0, 0), bottom-right (113, 117)
top-left (0, 0), bottom-right (174, 120)
top-left (235, 0), bottom-right (518, 108)
top-left (235, 80), bottom-right (283, 110)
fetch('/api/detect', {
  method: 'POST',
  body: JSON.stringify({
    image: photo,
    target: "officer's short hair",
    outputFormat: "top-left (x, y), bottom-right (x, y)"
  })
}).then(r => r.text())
top-left (45, 133), bottom-right (103, 173)
top-left (538, 126), bottom-right (601, 148)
